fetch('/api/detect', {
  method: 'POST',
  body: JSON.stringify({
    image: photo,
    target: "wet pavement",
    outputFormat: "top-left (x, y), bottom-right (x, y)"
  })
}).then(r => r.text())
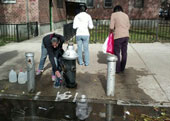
top-left (0, 29), bottom-right (170, 107)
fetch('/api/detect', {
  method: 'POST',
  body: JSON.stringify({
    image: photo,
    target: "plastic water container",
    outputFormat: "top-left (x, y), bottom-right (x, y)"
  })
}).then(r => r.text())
top-left (18, 70), bottom-right (27, 84)
top-left (76, 95), bottom-right (91, 120)
top-left (9, 69), bottom-right (17, 83)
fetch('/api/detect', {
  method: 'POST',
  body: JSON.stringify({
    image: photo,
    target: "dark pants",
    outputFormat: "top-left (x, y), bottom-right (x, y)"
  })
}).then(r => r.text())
top-left (114, 37), bottom-right (129, 73)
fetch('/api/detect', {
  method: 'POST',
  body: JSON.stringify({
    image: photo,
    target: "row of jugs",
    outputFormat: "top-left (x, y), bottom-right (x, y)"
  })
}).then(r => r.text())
top-left (9, 69), bottom-right (27, 84)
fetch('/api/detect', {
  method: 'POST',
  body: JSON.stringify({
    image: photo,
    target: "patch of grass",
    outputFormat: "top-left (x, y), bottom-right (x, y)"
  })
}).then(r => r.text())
top-left (0, 35), bottom-right (29, 46)
top-left (0, 36), bottom-right (17, 46)
top-left (0, 40), bottom-right (8, 46)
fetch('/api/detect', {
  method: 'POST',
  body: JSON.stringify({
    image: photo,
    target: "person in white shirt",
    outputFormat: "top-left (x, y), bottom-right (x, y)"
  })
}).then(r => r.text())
top-left (73, 5), bottom-right (94, 66)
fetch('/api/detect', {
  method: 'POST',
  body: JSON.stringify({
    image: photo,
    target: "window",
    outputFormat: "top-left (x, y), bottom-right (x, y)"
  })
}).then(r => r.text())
top-left (57, 0), bottom-right (63, 8)
top-left (1, 0), bottom-right (16, 3)
top-left (134, 0), bottom-right (144, 8)
top-left (104, 0), bottom-right (112, 8)
top-left (86, 0), bottom-right (94, 8)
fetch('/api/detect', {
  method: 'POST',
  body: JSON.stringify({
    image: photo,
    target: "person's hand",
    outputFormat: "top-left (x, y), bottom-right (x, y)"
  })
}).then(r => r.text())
top-left (55, 71), bottom-right (61, 78)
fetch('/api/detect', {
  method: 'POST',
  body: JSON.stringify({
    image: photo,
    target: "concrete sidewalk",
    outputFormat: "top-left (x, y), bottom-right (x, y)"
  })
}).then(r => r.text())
top-left (0, 31), bottom-right (170, 106)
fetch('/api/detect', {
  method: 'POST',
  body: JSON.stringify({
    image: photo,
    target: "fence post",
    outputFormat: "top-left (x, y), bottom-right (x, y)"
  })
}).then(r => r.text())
top-left (16, 24), bottom-right (19, 42)
top-left (95, 19), bottom-right (98, 43)
top-left (156, 19), bottom-right (159, 42)
top-left (36, 22), bottom-right (39, 36)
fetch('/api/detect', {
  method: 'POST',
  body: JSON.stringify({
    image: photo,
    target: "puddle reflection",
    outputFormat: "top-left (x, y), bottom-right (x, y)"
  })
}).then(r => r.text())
top-left (0, 99), bottom-right (170, 121)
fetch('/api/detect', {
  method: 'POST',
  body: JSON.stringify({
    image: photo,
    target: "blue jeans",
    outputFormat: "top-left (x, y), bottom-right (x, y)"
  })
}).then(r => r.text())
top-left (38, 43), bottom-right (55, 76)
top-left (76, 36), bottom-right (89, 66)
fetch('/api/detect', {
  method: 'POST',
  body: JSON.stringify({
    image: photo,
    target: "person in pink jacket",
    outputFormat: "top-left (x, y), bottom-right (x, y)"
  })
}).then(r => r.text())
top-left (110, 5), bottom-right (130, 73)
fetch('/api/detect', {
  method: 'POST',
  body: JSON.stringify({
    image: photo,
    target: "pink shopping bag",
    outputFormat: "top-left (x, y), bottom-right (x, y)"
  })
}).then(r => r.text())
top-left (106, 33), bottom-right (114, 54)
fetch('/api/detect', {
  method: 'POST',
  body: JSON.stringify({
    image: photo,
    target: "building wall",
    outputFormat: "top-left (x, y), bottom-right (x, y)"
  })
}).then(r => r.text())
top-left (86, 0), bottom-right (129, 20)
top-left (0, 0), bottom-right (160, 24)
top-left (0, 0), bottom-right (67, 24)
top-left (29, 0), bottom-right (39, 22)
top-left (53, 0), bottom-right (67, 23)
top-left (0, 0), bottom-right (27, 24)
top-left (0, 0), bottom-right (39, 24)
top-left (39, 0), bottom-right (67, 25)
top-left (38, 0), bottom-right (50, 24)
top-left (128, 0), bottom-right (160, 19)
top-left (86, 0), bottom-right (160, 20)
top-left (87, 0), bottom-right (114, 20)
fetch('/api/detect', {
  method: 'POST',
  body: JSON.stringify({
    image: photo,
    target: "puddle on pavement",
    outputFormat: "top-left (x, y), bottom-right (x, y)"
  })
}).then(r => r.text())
top-left (0, 98), bottom-right (170, 121)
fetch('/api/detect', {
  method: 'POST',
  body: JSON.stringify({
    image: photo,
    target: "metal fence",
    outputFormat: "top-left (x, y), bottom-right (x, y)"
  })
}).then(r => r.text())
top-left (64, 19), bottom-right (170, 43)
top-left (130, 19), bottom-right (170, 43)
top-left (0, 22), bottom-right (38, 43)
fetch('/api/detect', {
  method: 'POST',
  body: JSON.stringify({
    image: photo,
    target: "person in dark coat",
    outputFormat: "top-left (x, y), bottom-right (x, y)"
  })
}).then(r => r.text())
top-left (36, 33), bottom-right (65, 86)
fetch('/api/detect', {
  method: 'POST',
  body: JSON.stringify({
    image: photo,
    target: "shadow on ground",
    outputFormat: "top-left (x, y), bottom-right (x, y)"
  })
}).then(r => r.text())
top-left (0, 51), bottom-right (18, 66)
top-left (43, 63), bottom-right (52, 72)
top-left (97, 51), bottom-right (107, 64)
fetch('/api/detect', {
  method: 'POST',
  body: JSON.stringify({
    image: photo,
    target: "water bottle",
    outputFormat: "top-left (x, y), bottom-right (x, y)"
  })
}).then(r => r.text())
top-left (76, 95), bottom-right (91, 120)
top-left (9, 69), bottom-right (17, 83)
top-left (18, 70), bottom-right (27, 84)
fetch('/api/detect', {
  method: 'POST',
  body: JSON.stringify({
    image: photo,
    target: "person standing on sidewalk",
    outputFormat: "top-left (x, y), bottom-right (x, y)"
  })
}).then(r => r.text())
top-left (73, 5), bottom-right (94, 66)
top-left (110, 5), bottom-right (130, 73)
top-left (36, 33), bottom-right (65, 84)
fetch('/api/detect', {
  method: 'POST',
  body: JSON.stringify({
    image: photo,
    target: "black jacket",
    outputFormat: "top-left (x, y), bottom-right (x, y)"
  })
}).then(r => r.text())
top-left (43, 34), bottom-right (65, 72)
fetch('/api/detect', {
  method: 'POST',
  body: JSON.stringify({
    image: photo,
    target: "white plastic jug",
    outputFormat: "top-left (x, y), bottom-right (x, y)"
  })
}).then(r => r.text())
top-left (18, 70), bottom-right (27, 84)
top-left (9, 69), bottom-right (17, 83)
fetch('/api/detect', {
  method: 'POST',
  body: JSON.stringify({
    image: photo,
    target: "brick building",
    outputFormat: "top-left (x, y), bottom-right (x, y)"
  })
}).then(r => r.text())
top-left (0, 0), bottom-right (67, 34)
top-left (67, 0), bottom-right (161, 19)
top-left (0, 0), bottom-right (161, 24)
top-left (0, 0), bottom-right (161, 35)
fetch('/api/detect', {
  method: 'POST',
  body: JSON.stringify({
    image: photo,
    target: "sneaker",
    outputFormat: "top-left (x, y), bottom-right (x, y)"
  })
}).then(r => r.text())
top-left (78, 62), bottom-right (84, 66)
top-left (84, 64), bottom-right (89, 66)
top-left (53, 77), bottom-right (63, 88)
top-left (57, 77), bottom-right (63, 85)
top-left (36, 70), bottom-right (43, 75)
top-left (53, 80), bottom-right (60, 88)
top-left (53, 83), bottom-right (60, 88)
top-left (51, 75), bottom-right (56, 81)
